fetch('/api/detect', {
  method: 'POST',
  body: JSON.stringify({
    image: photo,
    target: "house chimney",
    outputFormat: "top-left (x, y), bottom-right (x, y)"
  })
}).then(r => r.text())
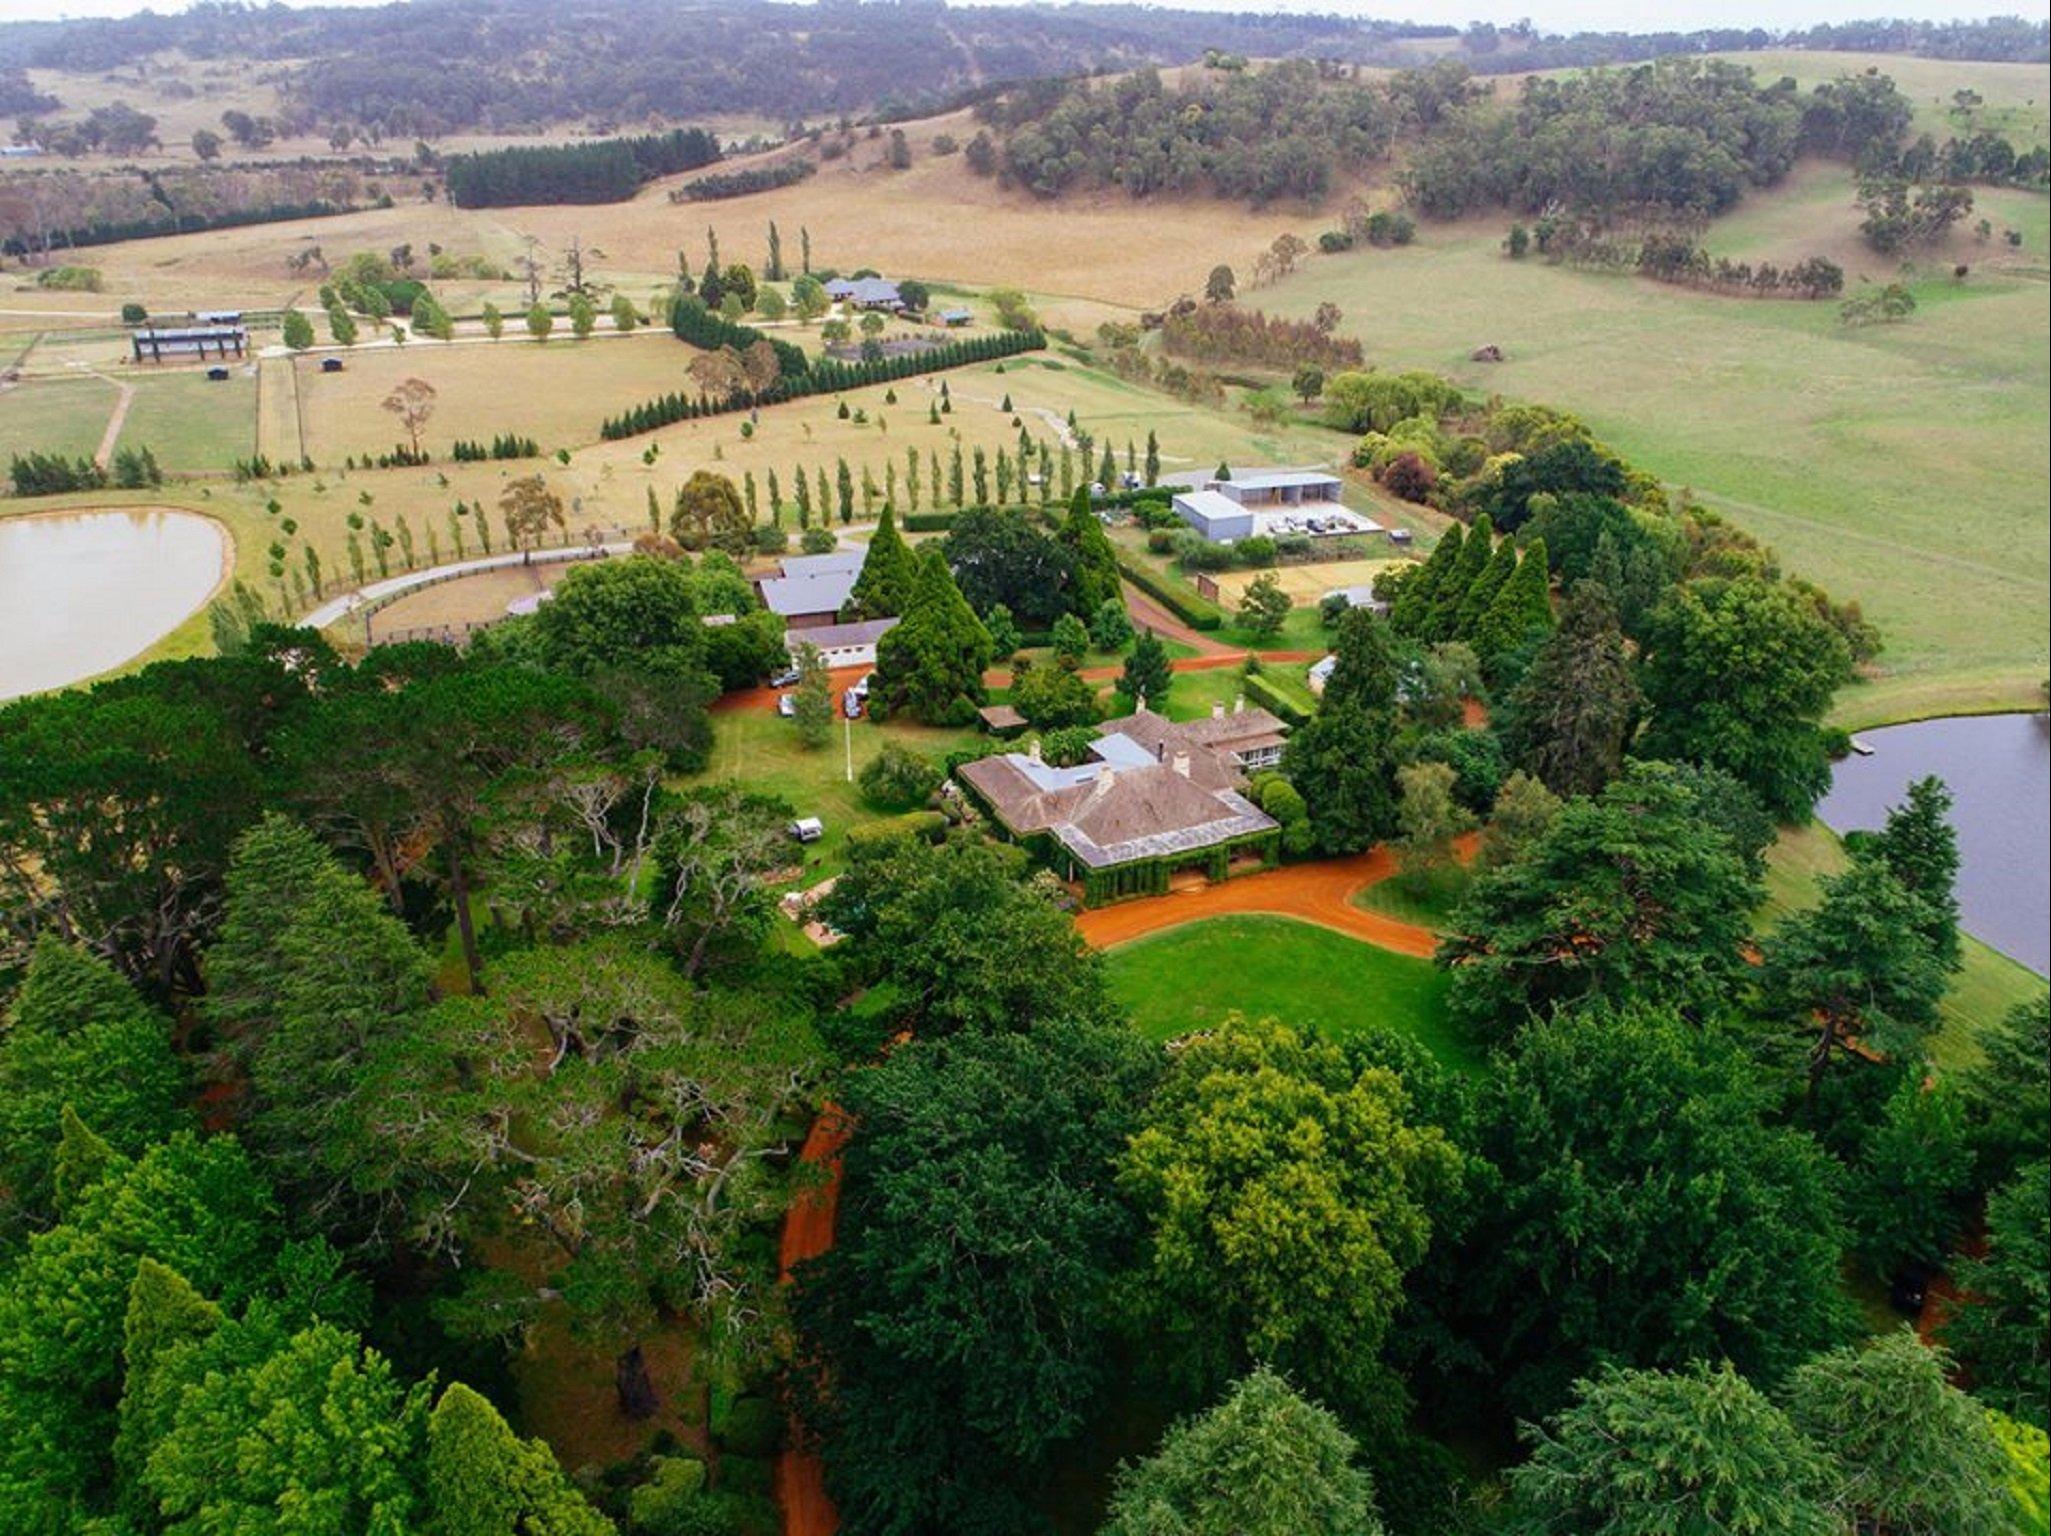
top-left (1172, 751), bottom-right (1191, 778)
top-left (1156, 740), bottom-right (1167, 761)
top-left (1211, 701), bottom-right (1225, 721)
top-left (1027, 737), bottom-right (1042, 764)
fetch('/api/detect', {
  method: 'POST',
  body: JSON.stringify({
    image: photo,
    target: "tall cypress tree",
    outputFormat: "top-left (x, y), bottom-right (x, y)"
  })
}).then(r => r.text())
top-left (1059, 486), bottom-right (1124, 619)
top-left (1500, 579), bottom-right (1641, 799)
top-left (1454, 536), bottom-right (1518, 641)
top-left (873, 548), bottom-right (992, 725)
top-left (1391, 522), bottom-right (1462, 638)
top-left (1473, 537), bottom-right (1556, 679)
top-left (1427, 512), bottom-right (1494, 642)
top-left (836, 458), bottom-right (855, 524)
top-left (1144, 430), bottom-right (1160, 487)
top-left (1283, 608), bottom-right (1401, 853)
top-left (1864, 777), bottom-right (1963, 973)
top-left (851, 505), bottom-right (916, 618)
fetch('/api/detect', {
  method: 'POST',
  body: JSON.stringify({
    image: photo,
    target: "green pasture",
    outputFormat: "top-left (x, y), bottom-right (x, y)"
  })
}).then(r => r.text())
top-left (0, 376), bottom-right (118, 462)
top-left (1264, 177), bottom-right (2051, 725)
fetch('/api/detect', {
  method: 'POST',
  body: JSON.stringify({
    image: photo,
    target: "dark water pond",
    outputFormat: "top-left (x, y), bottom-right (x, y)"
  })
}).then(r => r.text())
top-left (1818, 713), bottom-right (2050, 975)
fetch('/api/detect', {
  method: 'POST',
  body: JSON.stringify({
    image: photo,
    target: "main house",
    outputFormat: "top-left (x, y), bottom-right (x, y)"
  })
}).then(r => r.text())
top-left (823, 277), bottom-right (908, 312)
top-left (956, 701), bottom-right (1288, 903)
top-left (1166, 466), bottom-right (1382, 544)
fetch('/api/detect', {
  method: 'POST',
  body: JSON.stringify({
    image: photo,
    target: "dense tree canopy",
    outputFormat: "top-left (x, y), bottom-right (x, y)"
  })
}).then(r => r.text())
top-left (1451, 1007), bottom-right (1852, 1416)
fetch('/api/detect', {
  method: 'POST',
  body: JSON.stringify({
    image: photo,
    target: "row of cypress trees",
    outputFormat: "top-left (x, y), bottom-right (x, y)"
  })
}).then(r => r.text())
top-left (1390, 512), bottom-right (1556, 681)
top-left (599, 318), bottom-right (1046, 440)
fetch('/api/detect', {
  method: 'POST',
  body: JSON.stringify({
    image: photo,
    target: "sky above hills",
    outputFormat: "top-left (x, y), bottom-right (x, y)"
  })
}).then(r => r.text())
top-left (0, 0), bottom-right (2024, 30)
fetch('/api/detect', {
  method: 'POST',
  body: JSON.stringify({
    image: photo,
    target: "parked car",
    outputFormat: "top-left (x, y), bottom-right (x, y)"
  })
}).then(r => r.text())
top-left (787, 816), bottom-right (824, 843)
top-left (853, 672), bottom-right (874, 698)
top-left (843, 689), bottom-right (864, 719)
top-left (777, 693), bottom-right (797, 718)
top-left (768, 665), bottom-right (802, 688)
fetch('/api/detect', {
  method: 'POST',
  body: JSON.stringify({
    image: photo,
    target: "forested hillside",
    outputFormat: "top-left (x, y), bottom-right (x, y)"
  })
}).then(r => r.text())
top-left (0, 1), bottom-right (2042, 141)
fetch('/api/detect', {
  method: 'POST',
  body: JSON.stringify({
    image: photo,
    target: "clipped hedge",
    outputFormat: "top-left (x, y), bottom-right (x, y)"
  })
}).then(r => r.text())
top-left (844, 810), bottom-right (949, 849)
top-left (1114, 552), bottom-right (1224, 632)
top-left (901, 510), bottom-right (959, 533)
top-left (1241, 671), bottom-right (1312, 727)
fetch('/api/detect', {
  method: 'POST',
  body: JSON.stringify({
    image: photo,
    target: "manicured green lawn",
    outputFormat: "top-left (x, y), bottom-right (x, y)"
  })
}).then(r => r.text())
top-left (1102, 914), bottom-right (1478, 1072)
top-left (687, 705), bottom-right (982, 883)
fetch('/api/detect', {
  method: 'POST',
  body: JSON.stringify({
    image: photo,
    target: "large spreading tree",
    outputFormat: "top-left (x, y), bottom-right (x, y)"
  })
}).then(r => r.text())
top-left (1117, 1015), bottom-right (1460, 1424)
top-left (1636, 575), bottom-right (1852, 821)
top-left (1452, 1006), bottom-right (1853, 1418)
top-left (1438, 762), bottom-right (1759, 1039)
top-left (797, 1019), bottom-right (1156, 1532)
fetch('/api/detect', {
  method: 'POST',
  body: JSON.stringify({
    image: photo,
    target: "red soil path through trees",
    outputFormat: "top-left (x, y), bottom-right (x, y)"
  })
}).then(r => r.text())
top-left (776, 1106), bottom-right (852, 1536)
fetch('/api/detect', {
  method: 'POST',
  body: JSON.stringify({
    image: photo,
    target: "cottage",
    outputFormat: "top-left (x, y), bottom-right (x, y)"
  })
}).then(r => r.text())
top-left (783, 615), bottom-right (899, 670)
top-left (754, 549), bottom-right (865, 629)
top-left (938, 307), bottom-right (974, 327)
top-left (955, 704), bottom-right (1288, 903)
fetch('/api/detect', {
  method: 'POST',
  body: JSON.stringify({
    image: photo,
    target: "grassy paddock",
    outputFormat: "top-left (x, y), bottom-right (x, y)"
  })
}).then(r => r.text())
top-left (1264, 174), bottom-right (2050, 715)
top-left (0, 375), bottom-right (118, 461)
top-left (1102, 913), bottom-right (1476, 1071)
top-left (118, 371), bottom-right (258, 471)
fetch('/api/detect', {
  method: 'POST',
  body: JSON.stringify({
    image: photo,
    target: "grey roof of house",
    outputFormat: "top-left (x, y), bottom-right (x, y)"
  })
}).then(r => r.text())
top-left (133, 326), bottom-right (246, 342)
top-left (954, 709), bottom-right (1282, 869)
top-left (778, 550), bottom-right (865, 577)
top-left (939, 307), bottom-right (974, 321)
top-left (758, 569), bottom-right (858, 618)
top-left (1228, 469), bottom-right (1343, 491)
top-left (1323, 585), bottom-right (1386, 610)
top-left (783, 616), bottom-right (898, 651)
top-left (825, 277), bottom-right (903, 305)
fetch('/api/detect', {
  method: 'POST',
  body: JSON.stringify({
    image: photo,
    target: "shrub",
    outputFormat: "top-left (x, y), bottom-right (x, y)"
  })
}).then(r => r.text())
top-left (799, 526), bottom-right (836, 554)
top-left (859, 741), bottom-right (942, 811)
top-left (627, 1455), bottom-right (709, 1533)
top-left (1147, 529), bottom-right (1176, 554)
top-left (716, 1396), bottom-right (783, 1458)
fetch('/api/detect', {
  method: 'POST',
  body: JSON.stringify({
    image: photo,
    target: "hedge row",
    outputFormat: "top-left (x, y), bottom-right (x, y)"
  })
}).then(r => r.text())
top-left (1114, 551), bottom-right (1224, 632)
top-left (845, 810), bottom-right (949, 849)
top-left (2, 197), bottom-right (365, 258)
top-left (901, 510), bottom-right (959, 533)
top-left (600, 320), bottom-right (1047, 440)
top-left (1241, 672), bottom-right (1312, 728)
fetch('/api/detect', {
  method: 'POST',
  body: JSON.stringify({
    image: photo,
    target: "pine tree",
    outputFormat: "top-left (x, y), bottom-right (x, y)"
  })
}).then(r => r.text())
top-left (1863, 777), bottom-right (1963, 974)
top-left (1144, 430), bottom-right (1161, 486)
top-left (426, 1383), bottom-right (613, 1536)
top-left (793, 464), bottom-right (812, 527)
top-left (972, 447), bottom-right (989, 505)
top-left (949, 444), bottom-right (965, 508)
top-left (1426, 512), bottom-right (1494, 641)
top-left (766, 221), bottom-right (785, 282)
top-left (1119, 628), bottom-right (1174, 711)
top-left (1473, 538), bottom-right (1556, 679)
top-left (1098, 439), bottom-right (1117, 488)
top-left (0, 938), bottom-right (184, 1227)
top-left (836, 458), bottom-right (855, 523)
top-left (906, 446), bottom-right (922, 511)
top-left (815, 466), bottom-right (831, 523)
top-left (1283, 608), bottom-right (1401, 853)
top-left (1500, 579), bottom-right (1641, 799)
top-left (53, 1105), bottom-right (119, 1216)
top-left (1391, 522), bottom-right (1462, 637)
top-left (851, 506), bottom-right (916, 618)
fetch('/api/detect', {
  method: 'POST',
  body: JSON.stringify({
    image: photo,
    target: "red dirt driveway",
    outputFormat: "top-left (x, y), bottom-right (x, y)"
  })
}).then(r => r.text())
top-left (1073, 840), bottom-right (1474, 959)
